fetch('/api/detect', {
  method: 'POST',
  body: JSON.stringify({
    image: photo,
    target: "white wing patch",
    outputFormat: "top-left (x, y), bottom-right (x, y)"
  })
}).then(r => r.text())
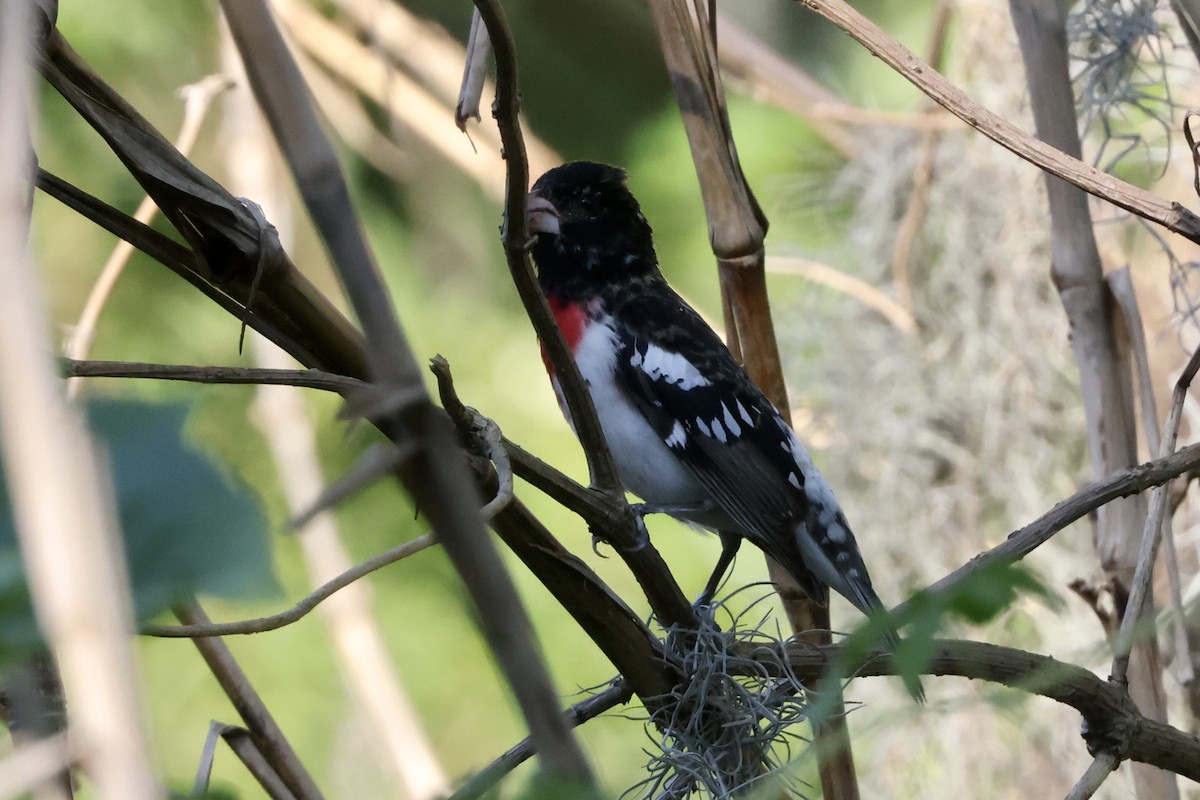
top-left (630, 343), bottom-right (711, 390)
top-left (571, 314), bottom-right (706, 505)
top-left (666, 420), bottom-right (687, 448)
top-left (780, 421), bottom-right (843, 519)
top-left (736, 399), bottom-right (754, 425)
top-left (721, 403), bottom-right (742, 438)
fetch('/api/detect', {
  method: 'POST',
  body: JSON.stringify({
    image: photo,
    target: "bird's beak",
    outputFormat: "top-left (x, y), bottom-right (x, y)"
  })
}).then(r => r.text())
top-left (526, 192), bottom-right (560, 236)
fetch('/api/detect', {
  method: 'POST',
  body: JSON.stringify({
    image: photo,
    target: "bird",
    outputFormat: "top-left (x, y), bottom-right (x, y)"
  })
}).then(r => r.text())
top-left (526, 161), bottom-right (910, 670)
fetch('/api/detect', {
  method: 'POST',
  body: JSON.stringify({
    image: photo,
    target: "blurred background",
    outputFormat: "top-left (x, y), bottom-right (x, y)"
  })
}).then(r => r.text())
top-left (27, 0), bottom-right (1200, 797)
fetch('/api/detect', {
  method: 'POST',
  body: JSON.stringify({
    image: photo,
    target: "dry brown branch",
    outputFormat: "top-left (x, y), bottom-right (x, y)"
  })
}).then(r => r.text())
top-left (61, 359), bottom-right (368, 393)
top-left (795, 0), bottom-right (1200, 245)
top-left (218, 0), bottom-right (595, 782)
top-left (1064, 753), bottom-right (1119, 800)
top-left (448, 681), bottom-right (635, 800)
top-left (734, 639), bottom-right (1200, 782)
top-left (912, 442), bottom-right (1200, 610)
top-left (38, 36), bottom-right (371, 377)
top-left (36, 170), bottom-right (327, 363)
top-left (172, 603), bottom-right (323, 799)
top-left (0, 8), bottom-right (159, 798)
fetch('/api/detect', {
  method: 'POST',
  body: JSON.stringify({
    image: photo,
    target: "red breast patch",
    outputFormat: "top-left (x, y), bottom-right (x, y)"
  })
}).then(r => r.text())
top-left (541, 296), bottom-right (588, 374)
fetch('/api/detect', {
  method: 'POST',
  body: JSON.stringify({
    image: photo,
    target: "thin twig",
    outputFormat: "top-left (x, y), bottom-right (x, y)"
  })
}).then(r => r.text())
top-left (143, 535), bottom-right (436, 637)
top-left (172, 602), bottom-right (323, 799)
top-left (1064, 753), bottom-right (1119, 800)
top-left (909, 441), bottom-right (1200, 614)
top-left (61, 359), bottom-right (368, 393)
top-left (1111, 344), bottom-right (1200, 684)
top-left (795, 0), bottom-right (1200, 245)
top-left (447, 681), bottom-right (635, 800)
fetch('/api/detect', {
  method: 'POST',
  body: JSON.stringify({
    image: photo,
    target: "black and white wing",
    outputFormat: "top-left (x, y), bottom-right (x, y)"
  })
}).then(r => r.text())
top-left (611, 284), bottom-right (881, 613)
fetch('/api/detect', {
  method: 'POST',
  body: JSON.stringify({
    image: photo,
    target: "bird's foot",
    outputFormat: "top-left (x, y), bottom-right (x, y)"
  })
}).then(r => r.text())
top-left (589, 534), bottom-right (609, 558)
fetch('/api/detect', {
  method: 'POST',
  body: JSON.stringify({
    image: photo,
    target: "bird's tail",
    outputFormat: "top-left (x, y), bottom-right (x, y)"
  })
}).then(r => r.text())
top-left (846, 581), bottom-right (925, 703)
top-left (862, 600), bottom-right (925, 704)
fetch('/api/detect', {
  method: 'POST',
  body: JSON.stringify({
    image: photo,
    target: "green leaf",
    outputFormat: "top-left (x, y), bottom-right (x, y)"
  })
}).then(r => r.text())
top-left (0, 397), bottom-right (276, 664)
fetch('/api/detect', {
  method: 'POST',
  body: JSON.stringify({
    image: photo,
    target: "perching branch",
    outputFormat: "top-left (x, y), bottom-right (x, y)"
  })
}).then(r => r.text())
top-left (464, 636), bottom-right (1200, 797)
top-left (432, 356), bottom-right (677, 702)
top-left (739, 639), bottom-right (1200, 783)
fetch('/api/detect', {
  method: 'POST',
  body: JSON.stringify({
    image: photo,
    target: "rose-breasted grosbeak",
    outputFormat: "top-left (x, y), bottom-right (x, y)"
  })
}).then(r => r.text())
top-left (527, 161), bottom-right (900, 647)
